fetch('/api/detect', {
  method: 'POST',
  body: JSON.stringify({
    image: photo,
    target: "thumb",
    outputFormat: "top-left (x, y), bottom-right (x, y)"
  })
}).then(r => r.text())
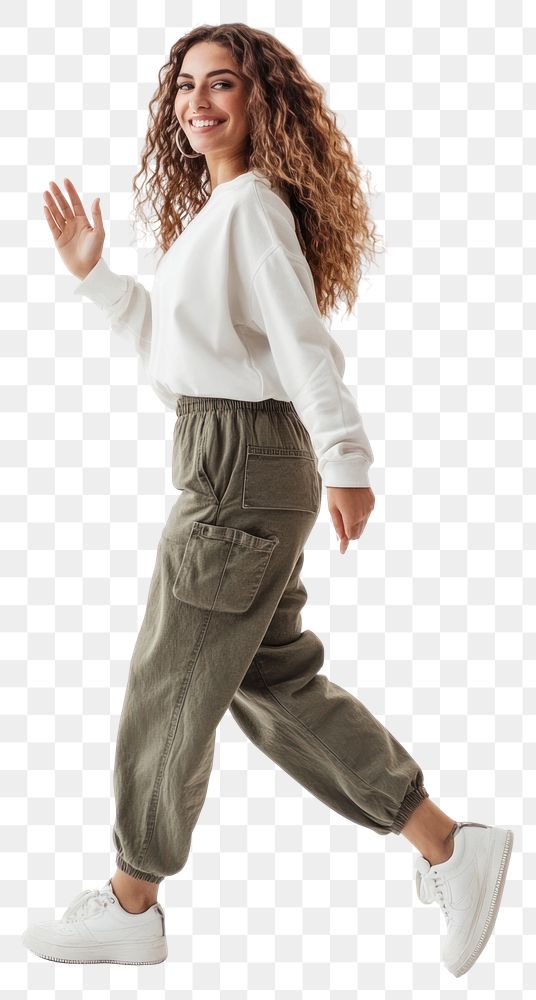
top-left (91, 196), bottom-right (102, 229)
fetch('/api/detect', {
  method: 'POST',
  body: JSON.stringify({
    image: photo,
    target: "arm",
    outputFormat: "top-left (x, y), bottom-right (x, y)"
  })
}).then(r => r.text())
top-left (72, 257), bottom-right (177, 410)
top-left (250, 245), bottom-right (374, 489)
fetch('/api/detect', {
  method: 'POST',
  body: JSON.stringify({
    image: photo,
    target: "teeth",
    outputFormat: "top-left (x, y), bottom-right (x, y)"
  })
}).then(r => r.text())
top-left (191, 119), bottom-right (223, 128)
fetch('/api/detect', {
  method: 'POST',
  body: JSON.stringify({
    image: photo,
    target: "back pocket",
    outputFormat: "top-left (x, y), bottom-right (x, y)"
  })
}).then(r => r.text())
top-left (242, 445), bottom-right (320, 514)
top-left (172, 520), bottom-right (279, 614)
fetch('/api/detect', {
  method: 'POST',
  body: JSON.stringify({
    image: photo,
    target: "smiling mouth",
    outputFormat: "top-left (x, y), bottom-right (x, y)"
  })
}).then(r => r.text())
top-left (189, 118), bottom-right (226, 129)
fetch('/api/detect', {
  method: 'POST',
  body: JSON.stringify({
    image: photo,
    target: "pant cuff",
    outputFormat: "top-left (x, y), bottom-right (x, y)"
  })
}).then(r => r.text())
top-left (390, 782), bottom-right (429, 835)
top-left (115, 853), bottom-right (165, 885)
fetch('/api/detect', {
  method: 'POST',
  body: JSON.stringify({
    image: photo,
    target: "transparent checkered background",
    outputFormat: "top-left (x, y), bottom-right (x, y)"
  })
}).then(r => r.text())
top-left (4, 0), bottom-right (534, 995)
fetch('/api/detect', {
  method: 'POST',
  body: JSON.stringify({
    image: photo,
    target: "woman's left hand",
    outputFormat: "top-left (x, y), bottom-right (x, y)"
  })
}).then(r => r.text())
top-left (327, 486), bottom-right (375, 554)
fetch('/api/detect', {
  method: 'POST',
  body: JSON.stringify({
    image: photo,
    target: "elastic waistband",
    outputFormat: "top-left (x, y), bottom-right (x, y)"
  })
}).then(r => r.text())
top-left (175, 395), bottom-right (298, 416)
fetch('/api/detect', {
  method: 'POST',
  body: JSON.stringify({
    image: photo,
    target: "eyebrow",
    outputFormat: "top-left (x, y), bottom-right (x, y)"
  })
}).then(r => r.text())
top-left (176, 69), bottom-right (241, 80)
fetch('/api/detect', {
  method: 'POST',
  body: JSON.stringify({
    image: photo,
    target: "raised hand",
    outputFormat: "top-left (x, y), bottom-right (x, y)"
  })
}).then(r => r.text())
top-left (43, 177), bottom-right (105, 282)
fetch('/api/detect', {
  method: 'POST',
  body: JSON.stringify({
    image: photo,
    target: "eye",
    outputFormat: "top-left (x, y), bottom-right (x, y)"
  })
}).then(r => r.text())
top-left (177, 80), bottom-right (232, 91)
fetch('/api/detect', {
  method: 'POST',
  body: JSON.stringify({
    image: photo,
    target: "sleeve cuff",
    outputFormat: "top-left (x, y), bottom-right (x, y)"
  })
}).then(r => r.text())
top-left (320, 459), bottom-right (371, 489)
top-left (72, 257), bottom-right (129, 308)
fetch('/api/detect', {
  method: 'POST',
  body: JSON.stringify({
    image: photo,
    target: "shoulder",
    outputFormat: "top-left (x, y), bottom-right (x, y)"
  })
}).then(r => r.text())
top-left (229, 173), bottom-right (304, 262)
top-left (250, 173), bottom-right (294, 220)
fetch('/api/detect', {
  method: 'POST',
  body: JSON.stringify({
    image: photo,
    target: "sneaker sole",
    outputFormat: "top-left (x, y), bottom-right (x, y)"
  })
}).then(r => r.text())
top-left (446, 825), bottom-right (514, 978)
top-left (22, 928), bottom-right (168, 965)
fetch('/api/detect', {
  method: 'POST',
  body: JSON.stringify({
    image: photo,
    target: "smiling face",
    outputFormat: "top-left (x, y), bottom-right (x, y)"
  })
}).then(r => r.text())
top-left (174, 41), bottom-right (251, 185)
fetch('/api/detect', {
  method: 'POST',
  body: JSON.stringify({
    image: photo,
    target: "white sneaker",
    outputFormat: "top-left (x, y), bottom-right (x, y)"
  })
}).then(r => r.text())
top-left (414, 820), bottom-right (514, 977)
top-left (22, 878), bottom-right (167, 965)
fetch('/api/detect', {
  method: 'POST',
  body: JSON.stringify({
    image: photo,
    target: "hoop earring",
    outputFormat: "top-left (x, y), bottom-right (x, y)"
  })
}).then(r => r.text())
top-left (175, 127), bottom-right (204, 159)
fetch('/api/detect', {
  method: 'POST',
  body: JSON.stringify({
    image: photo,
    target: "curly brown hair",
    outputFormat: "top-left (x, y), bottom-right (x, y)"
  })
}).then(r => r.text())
top-left (130, 22), bottom-right (383, 319)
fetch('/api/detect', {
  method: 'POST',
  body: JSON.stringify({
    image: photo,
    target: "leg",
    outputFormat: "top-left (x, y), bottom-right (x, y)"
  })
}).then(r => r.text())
top-left (112, 400), bottom-right (329, 882)
top-left (110, 869), bottom-right (159, 913)
top-left (112, 489), bottom-right (293, 883)
top-left (399, 796), bottom-right (458, 865)
top-left (229, 549), bottom-right (429, 836)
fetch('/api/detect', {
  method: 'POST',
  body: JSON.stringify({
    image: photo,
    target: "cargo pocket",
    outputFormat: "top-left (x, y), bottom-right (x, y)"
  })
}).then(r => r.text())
top-left (172, 520), bottom-right (279, 614)
top-left (242, 445), bottom-right (320, 514)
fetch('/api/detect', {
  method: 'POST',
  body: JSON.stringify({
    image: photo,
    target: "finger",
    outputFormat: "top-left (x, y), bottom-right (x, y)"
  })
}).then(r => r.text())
top-left (63, 176), bottom-right (90, 220)
top-left (353, 513), bottom-right (370, 540)
top-left (43, 202), bottom-right (63, 238)
top-left (90, 195), bottom-right (103, 231)
top-left (48, 179), bottom-right (76, 222)
top-left (330, 507), bottom-right (345, 541)
top-left (43, 200), bottom-right (64, 239)
top-left (43, 189), bottom-right (66, 231)
top-left (44, 182), bottom-right (69, 224)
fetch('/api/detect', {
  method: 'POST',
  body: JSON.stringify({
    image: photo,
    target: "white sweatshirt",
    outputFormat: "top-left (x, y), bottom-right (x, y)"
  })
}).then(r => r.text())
top-left (73, 168), bottom-right (374, 489)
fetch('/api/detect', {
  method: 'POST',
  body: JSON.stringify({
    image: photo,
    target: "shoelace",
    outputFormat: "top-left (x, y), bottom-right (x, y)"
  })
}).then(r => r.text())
top-left (62, 888), bottom-right (116, 923)
top-left (414, 857), bottom-right (452, 927)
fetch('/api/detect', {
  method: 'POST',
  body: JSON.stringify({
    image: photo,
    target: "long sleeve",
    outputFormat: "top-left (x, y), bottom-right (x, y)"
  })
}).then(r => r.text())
top-left (250, 245), bottom-right (374, 489)
top-left (72, 257), bottom-right (177, 410)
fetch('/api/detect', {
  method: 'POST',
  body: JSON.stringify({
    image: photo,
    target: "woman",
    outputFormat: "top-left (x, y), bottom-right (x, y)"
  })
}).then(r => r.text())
top-left (25, 22), bottom-right (513, 977)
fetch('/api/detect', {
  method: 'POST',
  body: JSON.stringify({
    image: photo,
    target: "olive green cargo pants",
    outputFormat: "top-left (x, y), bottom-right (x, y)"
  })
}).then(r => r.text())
top-left (112, 395), bottom-right (429, 883)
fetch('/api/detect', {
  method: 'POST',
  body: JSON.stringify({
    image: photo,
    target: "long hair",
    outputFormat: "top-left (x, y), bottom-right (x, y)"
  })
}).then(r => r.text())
top-left (130, 22), bottom-right (383, 319)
